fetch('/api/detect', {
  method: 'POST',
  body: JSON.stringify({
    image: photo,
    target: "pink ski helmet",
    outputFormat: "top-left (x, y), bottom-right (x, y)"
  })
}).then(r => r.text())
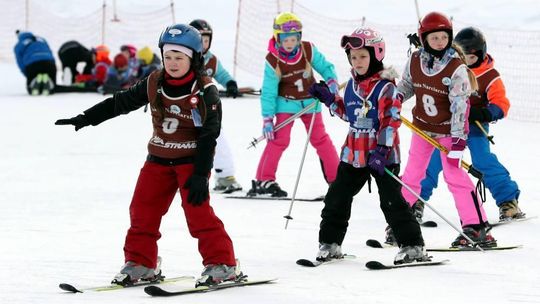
top-left (341, 27), bottom-right (385, 62)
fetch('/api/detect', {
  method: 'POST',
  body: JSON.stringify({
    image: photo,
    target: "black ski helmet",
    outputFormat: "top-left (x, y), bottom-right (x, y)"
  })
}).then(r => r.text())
top-left (189, 19), bottom-right (213, 53)
top-left (455, 27), bottom-right (487, 61)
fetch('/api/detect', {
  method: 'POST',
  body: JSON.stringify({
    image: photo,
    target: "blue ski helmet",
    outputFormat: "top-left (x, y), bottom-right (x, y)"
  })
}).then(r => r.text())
top-left (158, 24), bottom-right (203, 54)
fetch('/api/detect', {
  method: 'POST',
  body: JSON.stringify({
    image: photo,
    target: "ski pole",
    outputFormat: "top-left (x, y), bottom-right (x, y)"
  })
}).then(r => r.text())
top-left (247, 102), bottom-right (317, 149)
top-left (400, 115), bottom-right (483, 180)
top-left (284, 101), bottom-right (320, 229)
top-left (383, 168), bottom-right (485, 252)
top-left (474, 121), bottom-right (495, 145)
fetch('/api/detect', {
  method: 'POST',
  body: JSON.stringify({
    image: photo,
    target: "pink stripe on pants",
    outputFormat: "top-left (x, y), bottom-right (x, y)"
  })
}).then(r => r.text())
top-left (401, 134), bottom-right (486, 226)
top-left (256, 112), bottom-right (339, 183)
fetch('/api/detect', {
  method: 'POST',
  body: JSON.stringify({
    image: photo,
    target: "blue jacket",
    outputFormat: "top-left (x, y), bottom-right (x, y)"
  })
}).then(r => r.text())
top-left (14, 32), bottom-right (55, 75)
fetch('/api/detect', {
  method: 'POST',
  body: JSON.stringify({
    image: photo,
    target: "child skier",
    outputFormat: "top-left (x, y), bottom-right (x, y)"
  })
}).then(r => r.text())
top-left (190, 19), bottom-right (242, 193)
top-left (137, 46), bottom-right (162, 78)
top-left (418, 27), bottom-right (524, 222)
top-left (309, 27), bottom-right (427, 264)
top-left (55, 24), bottom-right (241, 287)
top-left (13, 30), bottom-right (56, 95)
top-left (248, 12), bottom-right (340, 197)
top-left (73, 44), bottom-right (112, 89)
top-left (397, 12), bottom-right (496, 247)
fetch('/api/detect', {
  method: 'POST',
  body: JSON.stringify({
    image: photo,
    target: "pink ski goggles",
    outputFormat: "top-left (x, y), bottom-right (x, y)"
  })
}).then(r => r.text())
top-left (274, 20), bottom-right (302, 33)
top-left (340, 36), bottom-right (365, 49)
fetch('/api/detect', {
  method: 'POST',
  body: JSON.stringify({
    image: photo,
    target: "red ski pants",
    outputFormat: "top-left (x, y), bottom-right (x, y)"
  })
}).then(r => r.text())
top-left (123, 161), bottom-right (236, 268)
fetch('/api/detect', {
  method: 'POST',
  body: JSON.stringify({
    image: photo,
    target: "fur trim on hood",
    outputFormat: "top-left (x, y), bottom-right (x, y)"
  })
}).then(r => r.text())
top-left (380, 66), bottom-right (399, 81)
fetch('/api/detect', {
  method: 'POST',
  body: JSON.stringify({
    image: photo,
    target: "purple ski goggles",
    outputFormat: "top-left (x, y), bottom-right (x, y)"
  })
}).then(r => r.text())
top-left (274, 20), bottom-right (302, 32)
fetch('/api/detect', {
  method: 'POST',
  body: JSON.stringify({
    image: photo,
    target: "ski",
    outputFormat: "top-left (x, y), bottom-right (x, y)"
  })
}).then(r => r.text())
top-left (143, 278), bottom-right (276, 297)
top-left (365, 239), bottom-right (394, 249)
top-left (296, 254), bottom-right (356, 267)
top-left (59, 275), bottom-right (194, 293)
top-left (225, 195), bottom-right (324, 202)
top-left (419, 220), bottom-right (438, 228)
top-left (427, 245), bottom-right (522, 252)
top-left (490, 215), bottom-right (536, 227)
top-left (365, 259), bottom-right (449, 270)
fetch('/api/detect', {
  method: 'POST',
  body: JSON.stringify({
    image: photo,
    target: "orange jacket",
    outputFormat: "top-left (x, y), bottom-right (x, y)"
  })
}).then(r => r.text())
top-left (471, 54), bottom-right (510, 117)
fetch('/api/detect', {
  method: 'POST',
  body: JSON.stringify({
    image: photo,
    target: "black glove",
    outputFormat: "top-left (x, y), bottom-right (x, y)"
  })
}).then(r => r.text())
top-left (226, 80), bottom-right (238, 98)
top-left (468, 107), bottom-right (493, 123)
top-left (183, 175), bottom-right (209, 206)
top-left (407, 33), bottom-right (421, 48)
top-left (55, 114), bottom-right (90, 131)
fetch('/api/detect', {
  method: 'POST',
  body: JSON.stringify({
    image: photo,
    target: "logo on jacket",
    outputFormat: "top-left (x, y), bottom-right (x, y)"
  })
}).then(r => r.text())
top-left (205, 68), bottom-right (214, 76)
top-left (169, 105), bottom-right (181, 114)
top-left (442, 77), bottom-right (451, 86)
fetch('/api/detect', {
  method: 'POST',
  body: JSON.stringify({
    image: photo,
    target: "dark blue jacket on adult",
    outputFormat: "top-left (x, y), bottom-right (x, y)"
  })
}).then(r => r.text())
top-left (14, 31), bottom-right (55, 76)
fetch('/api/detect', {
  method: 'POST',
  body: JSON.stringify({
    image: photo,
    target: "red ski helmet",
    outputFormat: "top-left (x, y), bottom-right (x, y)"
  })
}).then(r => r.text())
top-left (418, 12), bottom-right (453, 47)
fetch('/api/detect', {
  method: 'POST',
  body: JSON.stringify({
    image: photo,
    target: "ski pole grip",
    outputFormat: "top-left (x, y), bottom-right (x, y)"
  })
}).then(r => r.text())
top-left (467, 165), bottom-right (484, 180)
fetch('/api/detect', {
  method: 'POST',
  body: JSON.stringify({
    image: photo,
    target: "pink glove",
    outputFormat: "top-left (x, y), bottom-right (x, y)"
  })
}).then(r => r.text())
top-left (447, 137), bottom-right (466, 168)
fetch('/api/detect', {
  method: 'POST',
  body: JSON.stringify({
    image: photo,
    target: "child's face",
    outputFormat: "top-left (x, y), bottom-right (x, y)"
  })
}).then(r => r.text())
top-left (349, 48), bottom-right (371, 76)
top-left (426, 31), bottom-right (450, 51)
top-left (464, 53), bottom-right (479, 66)
top-left (163, 50), bottom-right (191, 78)
top-left (281, 35), bottom-right (299, 52)
top-left (202, 35), bottom-right (211, 53)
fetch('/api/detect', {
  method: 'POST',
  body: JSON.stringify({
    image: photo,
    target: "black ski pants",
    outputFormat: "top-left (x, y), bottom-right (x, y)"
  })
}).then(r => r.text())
top-left (319, 162), bottom-right (424, 247)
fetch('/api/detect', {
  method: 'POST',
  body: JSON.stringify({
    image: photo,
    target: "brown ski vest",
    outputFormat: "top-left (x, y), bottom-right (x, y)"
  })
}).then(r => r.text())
top-left (203, 54), bottom-right (218, 78)
top-left (469, 68), bottom-right (499, 108)
top-left (145, 71), bottom-right (212, 159)
top-left (410, 51), bottom-right (465, 134)
top-left (265, 41), bottom-right (315, 100)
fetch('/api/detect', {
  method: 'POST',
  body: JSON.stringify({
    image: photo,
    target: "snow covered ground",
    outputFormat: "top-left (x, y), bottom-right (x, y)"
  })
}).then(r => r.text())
top-left (2, 1), bottom-right (540, 303)
top-left (1, 59), bottom-right (539, 303)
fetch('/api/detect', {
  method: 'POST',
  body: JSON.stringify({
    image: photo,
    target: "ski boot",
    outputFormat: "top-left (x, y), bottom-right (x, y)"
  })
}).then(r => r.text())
top-left (451, 225), bottom-right (497, 248)
top-left (195, 263), bottom-right (243, 287)
top-left (412, 200), bottom-right (425, 223)
top-left (40, 73), bottom-right (55, 95)
top-left (213, 176), bottom-right (242, 194)
top-left (394, 245), bottom-right (430, 265)
top-left (316, 242), bottom-right (343, 262)
top-left (111, 256), bottom-right (162, 286)
top-left (28, 74), bottom-right (42, 96)
top-left (498, 199), bottom-right (525, 221)
top-left (384, 225), bottom-right (398, 246)
top-left (246, 180), bottom-right (287, 197)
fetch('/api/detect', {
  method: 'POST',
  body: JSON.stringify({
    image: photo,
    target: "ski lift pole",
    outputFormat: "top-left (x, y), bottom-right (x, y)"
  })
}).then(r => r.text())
top-left (400, 115), bottom-right (483, 180)
top-left (247, 102), bottom-right (317, 149)
top-left (284, 100), bottom-right (319, 229)
top-left (384, 168), bottom-right (484, 252)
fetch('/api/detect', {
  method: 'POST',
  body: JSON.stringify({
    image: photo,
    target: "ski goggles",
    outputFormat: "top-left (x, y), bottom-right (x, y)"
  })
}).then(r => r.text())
top-left (340, 36), bottom-right (365, 49)
top-left (274, 20), bottom-right (302, 33)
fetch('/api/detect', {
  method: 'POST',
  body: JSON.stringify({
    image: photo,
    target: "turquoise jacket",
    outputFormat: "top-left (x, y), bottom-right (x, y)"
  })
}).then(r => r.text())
top-left (260, 41), bottom-right (338, 117)
top-left (203, 51), bottom-right (235, 87)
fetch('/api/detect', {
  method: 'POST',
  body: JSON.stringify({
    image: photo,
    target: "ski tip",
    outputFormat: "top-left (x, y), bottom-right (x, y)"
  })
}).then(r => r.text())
top-left (59, 283), bottom-right (82, 293)
top-left (421, 220), bottom-right (438, 228)
top-left (296, 259), bottom-right (317, 267)
top-left (366, 239), bottom-right (383, 248)
top-left (144, 285), bottom-right (164, 296)
top-left (365, 261), bottom-right (388, 270)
